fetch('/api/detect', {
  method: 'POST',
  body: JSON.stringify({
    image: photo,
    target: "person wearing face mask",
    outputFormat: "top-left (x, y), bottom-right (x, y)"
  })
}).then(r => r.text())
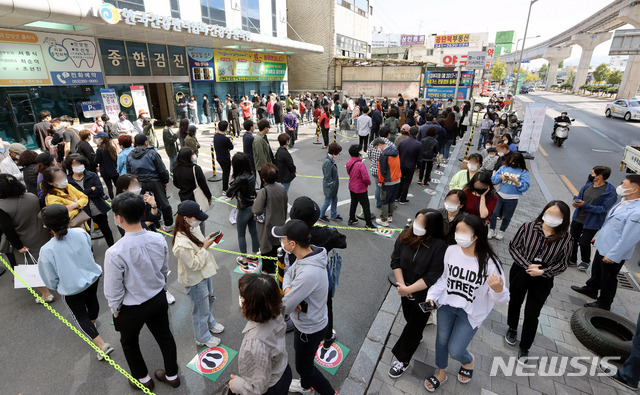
top-left (553, 111), bottom-right (571, 135)
top-left (319, 143), bottom-right (343, 222)
top-left (171, 200), bottom-right (223, 349)
top-left (64, 154), bottom-right (115, 247)
top-left (480, 140), bottom-right (493, 159)
top-left (387, 209), bottom-right (448, 379)
top-left (94, 132), bottom-right (120, 199)
top-left (41, 167), bottom-right (88, 224)
top-left (502, 133), bottom-right (517, 152)
top-left (173, 147), bottom-right (212, 217)
top-left (1, 142), bottom-right (26, 182)
top-left (375, 138), bottom-right (401, 227)
top-left (505, 201), bottom-right (573, 365)
top-left (424, 215), bottom-right (509, 391)
top-left (462, 171), bottom-right (498, 220)
top-left (89, 116), bottom-right (104, 136)
top-left (184, 124), bottom-right (200, 158)
top-left (478, 114), bottom-right (494, 150)
top-left (449, 153), bottom-right (483, 191)
top-left (441, 190), bottom-right (468, 245)
top-left (488, 153), bottom-right (530, 240)
top-left (116, 112), bottom-right (134, 135)
top-left (75, 129), bottom-right (97, 172)
top-left (493, 143), bottom-right (513, 172)
top-left (569, 166), bottom-right (617, 271)
top-left (115, 174), bottom-right (161, 235)
top-left (481, 147), bottom-right (498, 171)
top-left (57, 115), bottom-right (81, 158)
top-left (572, 175), bottom-right (640, 311)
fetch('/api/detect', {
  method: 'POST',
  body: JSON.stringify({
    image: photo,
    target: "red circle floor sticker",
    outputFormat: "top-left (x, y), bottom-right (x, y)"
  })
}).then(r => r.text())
top-left (315, 343), bottom-right (344, 369)
top-left (196, 347), bottom-right (228, 374)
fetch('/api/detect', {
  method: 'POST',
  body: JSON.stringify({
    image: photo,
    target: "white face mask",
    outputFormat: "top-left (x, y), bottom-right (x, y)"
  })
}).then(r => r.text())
top-left (542, 213), bottom-right (563, 228)
top-left (238, 295), bottom-right (244, 308)
top-left (488, 153), bottom-right (496, 158)
top-left (55, 179), bottom-right (68, 188)
top-left (190, 219), bottom-right (201, 228)
top-left (467, 164), bottom-right (478, 171)
top-left (72, 165), bottom-right (85, 174)
top-left (617, 185), bottom-right (634, 197)
top-left (497, 152), bottom-right (505, 157)
top-left (455, 232), bottom-right (475, 248)
top-left (192, 154), bottom-right (197, 162)
top-left (281, 239), bottom-right (293, 253)
top-left (129, 186), bottom-right (142, 195)
top-left (412, 223), bottom-right (426, 236)
top-left (485, 145), bottom-right (491, 149)
top-left (444, 201), bottom-right (459, 213)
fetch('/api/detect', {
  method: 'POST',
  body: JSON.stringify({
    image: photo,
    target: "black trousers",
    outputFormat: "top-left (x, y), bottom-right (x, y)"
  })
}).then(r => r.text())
top-left (398, 167), bottom-right (415, 201)
top-left (392, 296), bottom-right (431, 363)
top-left (321, 126), bottom-right (329, 146)
top-left (92, 213), bottom-right (115, 247)
top-left (506, 264), bottom-right (554, 351)
top-left (62, 278), bottom-right (101, 340)
top-left (293, 326), bottom-right (334, 395)
top-left (569, 221), bottom-right (598, 264)
top-left (114, 290), bottom-right (178, 379)
top-left (585, 251), bottom-right (625, 309)
top-left (261, 245), bottom-right (279, 274)
top-left (264, 364), bottom-right (292, 395)
top-left (103, 175), bottom-right (119, 199)
top-left (140, 181), bottom-right (173, 226)
top-left (349, 191), bottom-right (373, 225)
top-left (358, 135), bottom-right (369, 152)
top-left (419, 160), bottom-right (434, 184)
top-left (287, 128), bottom-right (296, 147)
top-left (323, 292), bottom-right (335, 344)
top-left (219, 159), bottom-right (231, 192)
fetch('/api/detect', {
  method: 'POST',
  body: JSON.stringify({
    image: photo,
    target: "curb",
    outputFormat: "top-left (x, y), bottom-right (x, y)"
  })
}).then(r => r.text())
top-left (340, 134), bottom-right (466, 394)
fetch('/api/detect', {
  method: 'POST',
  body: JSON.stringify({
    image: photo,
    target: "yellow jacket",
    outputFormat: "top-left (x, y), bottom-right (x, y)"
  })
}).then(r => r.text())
top-left (45, 185), bottom-right (88, 219)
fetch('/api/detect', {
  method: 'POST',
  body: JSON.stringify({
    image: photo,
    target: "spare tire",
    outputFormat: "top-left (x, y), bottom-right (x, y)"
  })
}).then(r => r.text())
top-left (570, 307), bottom-right (635, 360)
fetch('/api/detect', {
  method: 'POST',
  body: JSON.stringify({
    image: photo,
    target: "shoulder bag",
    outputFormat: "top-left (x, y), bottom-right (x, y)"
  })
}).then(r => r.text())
top-left (192, 165), bottom-right (210, 211)
top-left (254, 187), bottom-right (268, 223)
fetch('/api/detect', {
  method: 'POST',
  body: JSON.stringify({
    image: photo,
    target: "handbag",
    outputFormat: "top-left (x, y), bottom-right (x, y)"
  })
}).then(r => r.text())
top-left (14, 251), bottom-right (45, 289)
top-left (69, 210), bottom-right (91, 228)
top-left (192, 165), bottom-right (210, 211)
top-left (254, 187), bottom-right (267, 224)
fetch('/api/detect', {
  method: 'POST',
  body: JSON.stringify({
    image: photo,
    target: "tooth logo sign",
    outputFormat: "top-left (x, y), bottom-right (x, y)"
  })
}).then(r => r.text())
top-left (99, 3), bottom-right (120, 24)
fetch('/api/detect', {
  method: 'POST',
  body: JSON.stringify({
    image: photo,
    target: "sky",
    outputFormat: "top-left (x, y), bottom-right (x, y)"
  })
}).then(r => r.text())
top-left (370, 0), bottom-right (632, 70)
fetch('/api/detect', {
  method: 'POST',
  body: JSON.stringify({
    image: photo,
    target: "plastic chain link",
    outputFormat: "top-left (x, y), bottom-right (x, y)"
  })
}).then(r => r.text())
top-left (156, 230), bottom-right (279, 260)
top-left (336, 131), bottom-right (358, 140)
top-left (0, 256), bottom-right (156, 395)
top-left (314, 223), bottom-right (403, 232)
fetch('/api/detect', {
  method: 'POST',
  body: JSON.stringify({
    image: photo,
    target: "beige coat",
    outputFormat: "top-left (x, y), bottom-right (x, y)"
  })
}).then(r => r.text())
top-left (172, 227), bottom-right (218, 287)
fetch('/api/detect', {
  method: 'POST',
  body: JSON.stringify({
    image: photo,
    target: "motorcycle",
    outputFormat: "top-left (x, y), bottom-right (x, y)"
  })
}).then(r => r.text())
top-left (551, 119), bottom-right (575, 147)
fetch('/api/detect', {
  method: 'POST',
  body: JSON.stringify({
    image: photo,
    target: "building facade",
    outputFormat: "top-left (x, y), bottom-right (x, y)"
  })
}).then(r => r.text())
top-left (0, 0), bottom-right (322, 148)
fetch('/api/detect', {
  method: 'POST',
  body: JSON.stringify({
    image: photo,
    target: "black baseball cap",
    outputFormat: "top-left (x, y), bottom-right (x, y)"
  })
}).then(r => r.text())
top-left (177, 200), bottom-right (209, 221)
top-left (36, 152), bottom-right (55, 164)
top-left (271, 219), bottom-right (310, 243)
top-left (188, 124), bottom-right (197, 132)
top-left (289, 196), bottom-right (320, 227)
top-left (134, 134), bottom-right (148, 146)
top-left (39, 204), bottom-right (70, 229)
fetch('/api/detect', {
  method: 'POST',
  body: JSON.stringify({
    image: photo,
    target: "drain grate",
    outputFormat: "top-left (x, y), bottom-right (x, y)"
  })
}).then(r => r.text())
top-left (617, 273), bottom-right (638, 291)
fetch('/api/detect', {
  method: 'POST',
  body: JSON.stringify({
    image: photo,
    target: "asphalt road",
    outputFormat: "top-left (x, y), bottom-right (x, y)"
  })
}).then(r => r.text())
top-left (0, 122), bottom-right (445, 394)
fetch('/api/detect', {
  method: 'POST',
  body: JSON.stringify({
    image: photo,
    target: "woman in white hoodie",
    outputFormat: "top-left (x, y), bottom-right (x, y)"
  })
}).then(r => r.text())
top-left (424, 214), bottom-right (510, 392)
top-left (172, 200), bottom-right (224, 348)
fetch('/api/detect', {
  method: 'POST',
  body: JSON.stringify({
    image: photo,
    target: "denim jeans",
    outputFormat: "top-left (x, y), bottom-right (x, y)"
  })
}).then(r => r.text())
top-left (442, 139), bottom-right (454, 159)
top-left (435, 304), bottom-right (478, 369)
top-left (320, 194), bottom-right (338, 218)
top-left (489, 195), bottom-right (519, 232)
top-left (620, 312), bottom-right (640, 386)
top-left (186, 277), bottom-right (217, 343)
top-left (281, 181), bottom-right (291, 192)
top-left (374, 182), bottom-right (382, 207)
top-left (236, 206), bottom-right (259, 254)
top-left (477, 132), bottom-right (489, 149)
top-left (169, 155), bottom-right (176, 174)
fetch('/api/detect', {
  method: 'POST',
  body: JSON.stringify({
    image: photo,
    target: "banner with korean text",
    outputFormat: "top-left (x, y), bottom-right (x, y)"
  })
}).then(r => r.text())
top-left (434, 34), bottom-right (470, 48)
top-left (213, 49), bottom-right (286, 82)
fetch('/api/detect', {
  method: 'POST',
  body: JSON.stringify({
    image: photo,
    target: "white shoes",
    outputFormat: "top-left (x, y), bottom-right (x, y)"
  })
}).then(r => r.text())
top-left (97, 343), bottom-right (115, 361)
top-left (495, 230), bottom-right (504, 241)
top-left (376, 218), bottom-right (389, 227)
top-left (289, 379), bottom-right (314, 394)
top-left (487, 229), bottom-right (495, 239)
top-left (210, 323), bottom-right (225, 334)
top-left (166, 290), bottom-right (176, 305)
top-left (197, 336), bottom-right (221, 348)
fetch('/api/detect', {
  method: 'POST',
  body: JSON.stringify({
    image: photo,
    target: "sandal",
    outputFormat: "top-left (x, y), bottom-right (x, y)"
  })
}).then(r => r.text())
top-left (424, 374), bottom-right (447, 392)
top-left (458, 353), bottom-right (474, 384)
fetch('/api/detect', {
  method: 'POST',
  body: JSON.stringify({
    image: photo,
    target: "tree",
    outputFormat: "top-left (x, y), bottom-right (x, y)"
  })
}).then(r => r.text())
top-left (490, 59), bottom-right (506, 81)
top-left (607, 70), bottom-right (623, 86)
top-left (593, 63), bottom-right (611, 83)
top-left (525, 73), bottom-right (539, 82)
top-left (558, 60), bottom-right (564, 69)
top-left (568, 68), bottom-right (576, 84)
top-left (538, 63), bottom-right (548, 81)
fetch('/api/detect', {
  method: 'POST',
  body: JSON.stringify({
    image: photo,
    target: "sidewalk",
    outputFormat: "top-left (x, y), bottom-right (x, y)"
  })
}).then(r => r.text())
top-left (349, 130), bottom-right (638, 395)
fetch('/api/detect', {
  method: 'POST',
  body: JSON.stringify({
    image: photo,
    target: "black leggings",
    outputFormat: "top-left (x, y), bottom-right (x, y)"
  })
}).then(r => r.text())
top-left (419, 160), bottom-right (434, 183)
top-left (321, 126), bottom-right (329, 146)
top-left (103, 175), bottom-right (119, 200)
top-left (349, 191), bottom-right (373, 225)
top-left (92, 213), bottom-right (115, 246)
top-left (62, 278), bottom-right (101, 340)
top-left (358, 135), bottom-right (369, 151)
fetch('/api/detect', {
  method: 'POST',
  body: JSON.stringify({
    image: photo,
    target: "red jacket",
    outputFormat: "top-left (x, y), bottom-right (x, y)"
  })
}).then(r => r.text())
top-left (318, 111), bottom-right (331, 128)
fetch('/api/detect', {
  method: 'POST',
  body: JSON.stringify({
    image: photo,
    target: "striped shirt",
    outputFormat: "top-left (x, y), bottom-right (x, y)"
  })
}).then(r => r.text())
top-left (508, 221), bottom-right (574, 278)
top-left (366, 137), bottom-right (394, 176)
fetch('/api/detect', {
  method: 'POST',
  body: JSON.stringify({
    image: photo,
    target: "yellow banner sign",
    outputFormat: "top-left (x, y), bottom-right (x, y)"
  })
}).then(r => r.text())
top-left (213, 49), bottom-right (287, 82)
top-left (434, 34), bottom-right (470, 48)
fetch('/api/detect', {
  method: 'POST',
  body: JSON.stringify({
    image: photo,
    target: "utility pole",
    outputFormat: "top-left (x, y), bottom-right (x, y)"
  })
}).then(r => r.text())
top-left (515, 0), bottom-right (538, 97)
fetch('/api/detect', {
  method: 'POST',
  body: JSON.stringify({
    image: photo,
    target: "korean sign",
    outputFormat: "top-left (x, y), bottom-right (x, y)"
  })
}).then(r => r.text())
top-left (187, 47), bottom-right (215, 82)
top-left (442, 54), bottom-right (468, 67)
top-left (213, 50), bottom-right (287, 82)
top-left (0, 28), bottom-right (104, 87)
top-left (485, 43), bottom-right (495, 70)
top-left (425, 70), bottom-right (473, 87)
top-left (400, 35), bottom-right (425, 46)
top-left (98, 39), bottom-right (188, 77)
top-left (96, 3), bottom-right (252, 42)
top-left (466, 51), bottom-right (486, 70)
top-left (434, 34), bottom-right (470, 48)
top-left (100, 88), bottom-right (120, 120)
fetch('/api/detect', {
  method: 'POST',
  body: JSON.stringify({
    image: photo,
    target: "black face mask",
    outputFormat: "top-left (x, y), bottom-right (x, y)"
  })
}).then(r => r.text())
top-left (588, 174), bottom-right (595, 182)
top-left (474, 187), bottom-right (488, 195)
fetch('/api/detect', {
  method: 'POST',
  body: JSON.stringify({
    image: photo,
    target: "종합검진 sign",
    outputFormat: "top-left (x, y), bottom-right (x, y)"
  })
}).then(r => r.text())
top-left (214, 49), bottom-right (287, 82)
top-left (434, 34), bottom-right (470, 48)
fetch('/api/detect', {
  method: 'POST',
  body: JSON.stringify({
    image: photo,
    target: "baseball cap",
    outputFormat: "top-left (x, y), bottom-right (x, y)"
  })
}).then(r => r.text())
top-left (177, 200), bottom-right (209, 221)
top-left (400, 124), bottom-right (411, 133)
top-left (39, 204), bottom-right (70, 229)
top-left (271, 219), bottom-right (310, 243)
top-left (134, 134), bottom-right (148, 146)
top-left (95, 132), bottom-right (109, 139)
top-left (9, 143), bottom-right (26, 154)
top-left (187, 124), bottom-right (197, 132)
top-left (289, 196), bottom-right (320, 227)
top-left (138, 109), bottom-right (149, 116)
top-left (36, 152), bottom-right (55, 164)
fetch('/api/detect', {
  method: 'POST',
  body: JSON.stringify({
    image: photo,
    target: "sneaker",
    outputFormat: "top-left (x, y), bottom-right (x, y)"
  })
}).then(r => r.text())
top-left (320, 216), bottom-right (330, 222)
top-left (495, 230), bottom-right (504, 241)
top-left (161, 224), bottom-right (174, 233)
top-left (376, 218), bottom-right (389, 227)
top-left (568, 261), bottom-right (577, 267)
top-left (398, 200), bottom-right (409, 205)
top-left (505, 328), bottom-right (517, 346)
top-left (97, 343), bottom-right (115, 361)
top-left (196, 336), bottom-right (221, 348)
top-left (417, 181), bottom-right (423, 185)
top-left (348, 219), bottom-right (358, 226)
top-left (599, 363), bottom-right (640, 391)
top-left (388, 216), bottom-right (393, 222)
top-left (364, 223), bottom-right (377, 229)
top-left (388, 361), bottom-right (410, 378)
top-left (517, 349), bottom-right (529, 366)
top-left (210, 323), bottom-right (224, 334)
top-left (165, 290), bottom-right (176, 305)
top-left (331, 215), bottom-right (343, 221)
top-left (289, 378), bottom-right (314, 394)
top-left (36, 294), bottom-right (55, 304)
top-left (577, 262), bottom-right (590, 271)
top-left (487, 229), bottom-right (496, 239)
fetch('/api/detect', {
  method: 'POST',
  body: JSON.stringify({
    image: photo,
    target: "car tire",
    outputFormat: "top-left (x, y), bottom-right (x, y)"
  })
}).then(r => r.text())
top-left (570, 307), bottom-right (635, 360)
top-left (625, 112), bottom-right (632, 121)
top-left (605, 109), bottom-right (611, 117)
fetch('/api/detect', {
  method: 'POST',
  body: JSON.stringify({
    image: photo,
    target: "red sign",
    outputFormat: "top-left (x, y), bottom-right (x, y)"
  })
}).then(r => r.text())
top-left (481, 80), bottom-right (490, 96)
top-left (442, 55), bottom-right (468, 67)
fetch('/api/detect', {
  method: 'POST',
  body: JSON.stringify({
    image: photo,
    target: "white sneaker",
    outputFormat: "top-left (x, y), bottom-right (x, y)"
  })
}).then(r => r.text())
top-left (388, 216), bottom-right (393, 223)
top-left (97, 343), bottom-right (115, 361)
top-left (196, 336), bottom-right (220, 348)
top-left (376, 218), bottom-right (389, 227)
top-left (165, 290), bottom-right (176, 305)
top-left (495, 230), bottom-right (504, 241)
top-left (289, 379), bottom-right (314, 394)
top-left (487, 229), bottom-right (496, 239)
top-left (210, 323), bottom-right (225, 334)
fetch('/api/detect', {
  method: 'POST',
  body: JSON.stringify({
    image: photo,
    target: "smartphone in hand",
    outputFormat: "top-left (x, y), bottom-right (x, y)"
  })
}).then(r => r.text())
top-left (208, 231), bottom-right (223, 244)
top-left (418, 301), bottom-right (437, 313)
top-left (299, 300), bottom-right (308, 313)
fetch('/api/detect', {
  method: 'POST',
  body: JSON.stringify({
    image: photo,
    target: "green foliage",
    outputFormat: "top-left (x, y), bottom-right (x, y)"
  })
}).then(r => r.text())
top-left (490, 59), bottom-right (506, 82)
top-left (593, 63), bottom-right (611, 83)
top-left (606, 70), bottom-right (623, 86)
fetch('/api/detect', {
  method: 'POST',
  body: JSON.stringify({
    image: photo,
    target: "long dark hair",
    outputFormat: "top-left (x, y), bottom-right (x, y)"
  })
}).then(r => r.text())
top-left (506, 152), bottom-right (527, 171)
top-left (444, 111), bottom-right (456, 130)
top-left (41, 167), bottom-right (65, 197)
top-left (174, 147), bottom-right (194, 169)
top-left (534, 200), bottom-right (571, 244)
top-left (172, 214), bottom-right (203, 248)
top-left (464, 171), bottom-right (496, 199)
top-left (178, 118), bottom-right (190, 139)
top-left (399, 209), bottom-right (445, 249)
top-left (115, 174), bottom-right (138, 195)
top-left (16, 150), bottom-right (38, 167)
top-left (445, 189), bottom-right (467, 211)
top-left (238, 273), bottom-right (283, 323)
top-left (99, 135), bottom-right (118, 161)
top-left (232, 152), bottom-right (252, 179)
top-left (459, 214), bottom-right (502, 279)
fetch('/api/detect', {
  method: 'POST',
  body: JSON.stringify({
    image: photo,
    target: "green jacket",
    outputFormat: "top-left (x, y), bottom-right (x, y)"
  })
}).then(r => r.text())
top-left (143, 123), bottom-right (157, 147)
top-left (163, 127), bottom-right (179, 158)
top-left (252, 133), bottom-right (274, 171)
top-left (185, 135), bottom-right (200, 156)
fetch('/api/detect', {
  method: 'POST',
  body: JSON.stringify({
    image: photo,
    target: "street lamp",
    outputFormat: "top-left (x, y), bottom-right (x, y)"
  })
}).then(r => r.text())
top-left (512, 35), bottom-right (541, 71)
top-left (514, 0), bottom-right (538, 97)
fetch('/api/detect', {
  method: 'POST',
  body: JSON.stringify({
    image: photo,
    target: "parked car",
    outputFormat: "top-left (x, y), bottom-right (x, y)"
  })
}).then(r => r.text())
top-left (520, 86), bottom-right (530, 94)
top-left (605, 99), bottom-right (640, 121)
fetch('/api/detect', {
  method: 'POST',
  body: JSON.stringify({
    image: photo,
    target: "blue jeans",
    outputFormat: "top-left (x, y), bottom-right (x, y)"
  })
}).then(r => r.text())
top-left (277, 123), bottom-right (284, 134)
top-left (489, 195), bottom-right (519, 232)
top-left (186, 277), bottom-right (217, 343)
top-left (435, 304), bottom-right (478, 369)
top-left (236, 206), bottom-right (259, 254)
top-left (320, 194), bottom-right (338, 218)
top-left (374, 182), bottom-right (382, 207)
top-left (477, 132), bottom-right (489, 149)
top-left (281, 181), bottom-right (291, 192)
top-left (442, 139), bottom-right (454, 159)
top-left (169, 155), bottom-right (176, 174)
top-left (621, 312), bottom-right (640, 386)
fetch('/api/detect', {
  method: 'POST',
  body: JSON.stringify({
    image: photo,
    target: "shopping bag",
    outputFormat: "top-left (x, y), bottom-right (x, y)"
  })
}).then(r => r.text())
top-left (229, 208), bottom-right (237, 225)
top-left (14, 251), bottom-right (45, 289)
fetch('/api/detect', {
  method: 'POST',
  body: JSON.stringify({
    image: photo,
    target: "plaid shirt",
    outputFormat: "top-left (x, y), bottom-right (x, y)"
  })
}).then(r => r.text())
top-left (367, 137), bottom-right (394, 176)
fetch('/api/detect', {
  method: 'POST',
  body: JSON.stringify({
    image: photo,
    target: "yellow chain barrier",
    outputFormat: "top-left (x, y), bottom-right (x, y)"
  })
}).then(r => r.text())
top-left (335, 131), bottom-right (358, 140)
top-left (156, 230), bottom-right (279, 260)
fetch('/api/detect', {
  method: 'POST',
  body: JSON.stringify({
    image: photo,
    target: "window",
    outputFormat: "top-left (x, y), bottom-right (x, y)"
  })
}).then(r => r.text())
top-left (115, 0), bottom-right (144, 12)
top-left (241, 0), bottom-right (260, 34)
top-left (272, 0), bottom-right (277, 37)
top-left (337, 0), bottom-right (352, 11)
top-left (170, 0), bottom-right (180, 18)
top-left (201, 0), bottom-right (226, 26)
top-left (336, 34), bottom-right (367, 58)
top-left (426, 49), bottom-right (434, 56)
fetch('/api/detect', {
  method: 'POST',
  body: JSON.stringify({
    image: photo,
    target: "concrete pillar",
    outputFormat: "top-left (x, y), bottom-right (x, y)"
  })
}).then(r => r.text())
top-left (569, 32), bottom-right (612, 92)
top-left (617, 4), bottom-right (640, 99)
top-left (542, 46), bottom-right (572, 90)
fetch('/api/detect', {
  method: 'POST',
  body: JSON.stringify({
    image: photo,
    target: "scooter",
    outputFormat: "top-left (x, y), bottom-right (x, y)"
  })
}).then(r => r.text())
top-left (552, 119), bottom-right (575, 147)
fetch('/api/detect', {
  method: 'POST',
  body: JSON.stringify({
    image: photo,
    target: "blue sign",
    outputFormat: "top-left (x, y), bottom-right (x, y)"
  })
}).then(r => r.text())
top-left (424, 87), bottom-right (470, 100)
top-left (521, 60), bottom-right (530, 63)
top-left (51, 71), bottom-right (104, 86)
top-left (81, 101), bottom-right (103, 117)
top-left (187, 46), bottom-right (215, 82)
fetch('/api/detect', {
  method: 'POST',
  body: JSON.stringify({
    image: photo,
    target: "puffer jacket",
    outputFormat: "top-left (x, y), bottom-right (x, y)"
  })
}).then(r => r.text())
top-left (226, 172), bottom-right (257, 209)
top-left (126, 146), bottom-right (169, 184)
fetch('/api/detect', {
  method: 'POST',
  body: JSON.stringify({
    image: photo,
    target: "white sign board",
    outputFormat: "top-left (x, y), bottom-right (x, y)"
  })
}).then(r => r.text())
top-left (519, 103), bottom-right (547, 153)
top-left (466, 51), bottom-right (486, 70)
top-left (130, 85), bottom-right (150, 116)
top-left (100, 88), bottom-right (121, 121)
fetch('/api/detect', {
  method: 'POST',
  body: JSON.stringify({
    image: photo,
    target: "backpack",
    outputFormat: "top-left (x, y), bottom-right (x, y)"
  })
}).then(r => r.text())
top-left (421, 137), bottom-right (438, 160)
top-left (326, 249), bottom-right (342, 297)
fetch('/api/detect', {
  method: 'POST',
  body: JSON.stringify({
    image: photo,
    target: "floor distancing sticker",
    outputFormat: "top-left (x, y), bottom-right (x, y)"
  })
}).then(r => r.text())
top-left (233, 259), bottom-right (262, 274)
top-left (430, 179), bottom-right (441, 184)
top-left (187, 345), bottom-right (237, 382)
top-left (374, 229), bottom-right (394, 238)
top-left (433, 170), bottom-right (445, 176)
top-left (423, 188), bottom-right (438, 196)
top-left (314, 341), bottom-right (350, 375)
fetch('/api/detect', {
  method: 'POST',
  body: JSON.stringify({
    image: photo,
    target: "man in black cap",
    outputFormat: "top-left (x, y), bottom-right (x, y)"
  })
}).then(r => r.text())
top-left (126, 134), bottom-right (173, 231)
top-left (273, 219), bottom-right (336, 395)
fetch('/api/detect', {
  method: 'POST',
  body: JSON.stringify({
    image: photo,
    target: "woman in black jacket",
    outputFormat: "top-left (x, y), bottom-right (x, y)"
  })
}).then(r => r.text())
top-left (76, 129), bottom-right (97, 172)
top-left (94, 132), bottom-right (119, 199)
top-left (226, 152), bottom-right (259, 268)
top-left (275, 133), bottom-right (296, 192)
top-left (17, 150), bottom-right (39, 195)
top-left (388, 208), bottom-right (448, 379)
top-left (172, 147), bottom-right (212, 203)
top-left (64, 154), bottom-right (114, 246)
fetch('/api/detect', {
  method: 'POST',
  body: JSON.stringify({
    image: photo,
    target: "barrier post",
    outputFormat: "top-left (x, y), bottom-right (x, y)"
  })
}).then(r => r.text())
top-left (229, 123), bottom-right (234, 143)
top-left (208, 139), bottom-right (221, 182)
top-left (333, 129), bottom-right (337, 144)
top-left (313, 121), bottom-right (321, 144)
top-left (276, 247), bottom-right (285, 294)
top-left (464, 112), bottom-right (481, 160)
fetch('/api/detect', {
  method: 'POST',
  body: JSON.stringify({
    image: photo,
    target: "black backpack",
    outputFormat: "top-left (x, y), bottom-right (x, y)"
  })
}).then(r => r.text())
top-left (420, 137), bottom-right (438, 160)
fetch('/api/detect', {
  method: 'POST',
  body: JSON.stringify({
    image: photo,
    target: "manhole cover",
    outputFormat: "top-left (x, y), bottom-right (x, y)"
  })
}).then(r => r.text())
top-left (592, 149), bottom-right (613, 153)
top-left (617, 273), bottom-right (638, 291)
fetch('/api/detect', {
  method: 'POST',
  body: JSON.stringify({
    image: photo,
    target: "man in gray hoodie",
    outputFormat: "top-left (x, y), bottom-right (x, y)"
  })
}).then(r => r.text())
top-left (272, 220), bottom-right (335, 395)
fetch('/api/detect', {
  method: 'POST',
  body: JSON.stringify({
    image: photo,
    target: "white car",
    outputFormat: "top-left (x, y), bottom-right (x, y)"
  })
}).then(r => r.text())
top-left (605, 99), bottom-right (640, 121)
